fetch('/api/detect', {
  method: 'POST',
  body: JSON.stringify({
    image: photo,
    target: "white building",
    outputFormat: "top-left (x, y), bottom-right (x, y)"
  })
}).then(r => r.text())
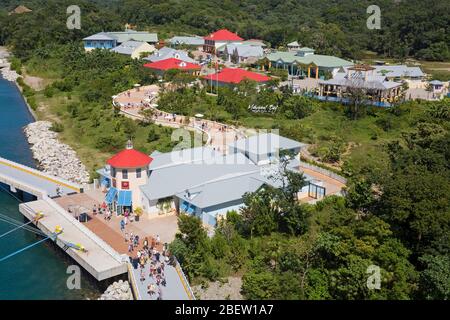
top-left (98, 134), bottom-right (317, 227)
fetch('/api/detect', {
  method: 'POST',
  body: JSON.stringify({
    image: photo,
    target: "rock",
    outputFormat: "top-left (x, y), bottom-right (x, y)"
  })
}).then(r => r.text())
top-left (98, 280), bottom-right (133, 300)
top-left (0, 63), bottom-right (20, 82)
top-left (23, 121), bottom-right (90, 184)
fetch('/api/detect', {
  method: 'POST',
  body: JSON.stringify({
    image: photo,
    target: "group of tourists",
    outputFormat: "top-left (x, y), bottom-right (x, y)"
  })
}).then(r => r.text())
top-left (125, 231), bottom-right (140, 253)
top-left (129, 239), bottom-right (173, 300)
top-left (119, 209), bottom-right (134, 231)
top-left (90, 202), bottom-right (113, 220)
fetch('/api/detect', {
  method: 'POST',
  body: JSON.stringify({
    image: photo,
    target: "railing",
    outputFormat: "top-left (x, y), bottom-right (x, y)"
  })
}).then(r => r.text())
top-left (0, 156), bottom-right (82, 193)
top-left (299, 161), bottom-right (347, 184)
top-left (127, 262), bottom-right (141, 300)
top-left (113, 87), bottom-right (247, 148)
top-left (173, 257), bottom-right (196, 300)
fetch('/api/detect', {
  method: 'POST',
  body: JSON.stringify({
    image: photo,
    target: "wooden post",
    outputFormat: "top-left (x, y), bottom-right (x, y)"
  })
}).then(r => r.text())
top-left (307, 67), bottom-right (310, 78)
top-left (315, 67), bottom-right (319, 79)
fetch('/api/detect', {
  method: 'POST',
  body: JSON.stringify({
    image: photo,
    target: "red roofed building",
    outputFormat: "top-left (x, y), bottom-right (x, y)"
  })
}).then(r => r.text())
top-left (98, 141), bottom-right (153, 214)
top-left (203, 68), bottom-right (271, 86)
top-left (143, 58), bottom-right (201, 76)
top-left (203, 29), bottom-right (243, 54)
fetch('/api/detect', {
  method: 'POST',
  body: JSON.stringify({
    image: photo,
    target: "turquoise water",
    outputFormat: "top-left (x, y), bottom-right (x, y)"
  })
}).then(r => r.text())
top-left (0, 78), bottom-right (100, 299)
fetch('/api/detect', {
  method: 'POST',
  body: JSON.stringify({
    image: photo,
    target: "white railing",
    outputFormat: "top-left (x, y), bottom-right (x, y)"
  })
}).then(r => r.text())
top-left (299, 161), bottom-right (347, 184)
top-left (174, 257), bottom-right (196, 300)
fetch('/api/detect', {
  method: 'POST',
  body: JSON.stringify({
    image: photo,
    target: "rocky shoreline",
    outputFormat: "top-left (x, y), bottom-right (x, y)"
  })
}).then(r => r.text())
top-left (24, 121), bottom-right (90, 184)
top-left (98, 280), bottom-right (134, 300)
top-left (0, 48), bottom-right (20, 82)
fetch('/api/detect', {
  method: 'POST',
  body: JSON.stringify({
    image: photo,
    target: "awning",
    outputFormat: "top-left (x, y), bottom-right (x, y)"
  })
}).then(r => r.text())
top-left (186, 205), bottom-right (195, 214)
top-left (180, 201), bottom-right (189, 212)
top-left (105, 187), bottom-right (117, 204)
top-left (117, 190), bottom-right (132, 206)
top-left (180, 201), bottom-right (195, 214)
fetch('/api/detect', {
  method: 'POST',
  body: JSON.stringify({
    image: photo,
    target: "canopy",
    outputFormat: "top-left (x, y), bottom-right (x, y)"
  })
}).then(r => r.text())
top-left (117, 190), bottom-right (132, 206)
top-left (195, 114), bottom-right (204, 118)
top-left (105, 187), bottom-right (117, 204)
top-left (181, 201), bottom-right (195, 214)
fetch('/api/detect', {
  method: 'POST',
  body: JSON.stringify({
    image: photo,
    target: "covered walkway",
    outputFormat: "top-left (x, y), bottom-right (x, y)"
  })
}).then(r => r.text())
top-left (0, 156), bottom-right (82, 198)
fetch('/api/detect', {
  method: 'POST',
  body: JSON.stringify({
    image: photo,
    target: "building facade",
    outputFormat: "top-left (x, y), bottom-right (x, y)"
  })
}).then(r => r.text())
top-left (318, 65), bottom-right (404, 106)
top-left (265, 47), bottom-right (354, 79)
top-left (97, 141), bottom-right (152, 214)
top-left (203, 29), bottom-right (244, 54)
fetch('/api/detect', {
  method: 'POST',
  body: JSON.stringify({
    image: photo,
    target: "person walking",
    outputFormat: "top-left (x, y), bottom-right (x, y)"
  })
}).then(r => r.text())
top-left (120, 219), bottom-right (125, 232)
top-left (143, 237), bottom-right (149, 250)
top-left (156, 234), bottom-right (160, 245)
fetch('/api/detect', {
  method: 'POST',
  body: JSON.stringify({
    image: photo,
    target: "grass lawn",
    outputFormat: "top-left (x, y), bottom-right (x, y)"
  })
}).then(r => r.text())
top-left (22, 63), bottom-right (180, 178)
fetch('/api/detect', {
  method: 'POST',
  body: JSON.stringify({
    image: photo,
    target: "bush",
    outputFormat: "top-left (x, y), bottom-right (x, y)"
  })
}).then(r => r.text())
top-left (147, 127), bottom-right (160, 142)
top-left (50, 121), bottom-right (64, 132)
top-left (44, 86), bottom-right (55, 98)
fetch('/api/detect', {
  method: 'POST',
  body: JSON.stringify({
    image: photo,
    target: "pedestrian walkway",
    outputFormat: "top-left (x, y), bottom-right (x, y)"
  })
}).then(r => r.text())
top-left (129, 256), bottom-right (193, 300)
top-left (114, 85), bottom-right (247, 154)
top-left (0, 156), bottom-right (81, 198)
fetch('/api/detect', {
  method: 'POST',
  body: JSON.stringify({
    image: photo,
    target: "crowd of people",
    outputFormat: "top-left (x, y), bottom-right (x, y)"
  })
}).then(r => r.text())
top-left (128, 237), bottom-right (175, 300)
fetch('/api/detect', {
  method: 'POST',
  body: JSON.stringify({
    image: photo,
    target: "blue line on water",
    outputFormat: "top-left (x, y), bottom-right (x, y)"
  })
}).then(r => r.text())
top-left (0, 220), bottom-right (34, 239)
top-left (0, 236), bottom-right (50, 263)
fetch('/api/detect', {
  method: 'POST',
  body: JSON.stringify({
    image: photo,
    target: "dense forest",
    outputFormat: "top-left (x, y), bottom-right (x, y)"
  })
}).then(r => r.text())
top-left (0, 0), bottom-right (449, 61)
top-left (0, 0), bottom-right (448, 300)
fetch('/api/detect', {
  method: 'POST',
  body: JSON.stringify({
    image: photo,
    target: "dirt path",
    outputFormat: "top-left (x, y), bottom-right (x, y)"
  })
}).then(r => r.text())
top-left (23, 74), bottom-right (46, 91)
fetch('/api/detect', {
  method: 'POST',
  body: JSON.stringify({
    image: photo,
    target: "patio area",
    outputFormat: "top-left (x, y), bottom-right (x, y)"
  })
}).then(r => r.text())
top-left (53, 192), bottom-right (179, 254)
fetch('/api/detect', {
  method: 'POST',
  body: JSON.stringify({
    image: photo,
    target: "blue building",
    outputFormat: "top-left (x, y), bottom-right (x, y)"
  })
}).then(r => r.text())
top-left (83, 33), bottom-right (118, 51)
top-left (83, 31), bottom-right (158, 52)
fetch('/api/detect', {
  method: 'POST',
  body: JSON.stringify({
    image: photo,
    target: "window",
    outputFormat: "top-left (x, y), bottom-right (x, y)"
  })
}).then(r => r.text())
top-left (111, 168), bottom-right (116, 178)
top-left (122, 169), bottom-right (128, 179)
top-left (136, 168), bottom-right (142, 178)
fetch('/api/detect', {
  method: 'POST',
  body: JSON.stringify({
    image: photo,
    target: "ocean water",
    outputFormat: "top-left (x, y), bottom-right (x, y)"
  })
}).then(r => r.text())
top-left (0, 78), bottom-right (100, 299)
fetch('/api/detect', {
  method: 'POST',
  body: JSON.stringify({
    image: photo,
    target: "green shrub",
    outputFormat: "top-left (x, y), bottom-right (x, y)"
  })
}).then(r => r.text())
top-left (50, 121), bottom-right (64, 132)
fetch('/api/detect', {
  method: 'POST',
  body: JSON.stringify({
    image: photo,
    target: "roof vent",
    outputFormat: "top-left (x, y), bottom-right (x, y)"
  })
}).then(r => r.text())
top-left (126, 139), bottom-right (133, 150)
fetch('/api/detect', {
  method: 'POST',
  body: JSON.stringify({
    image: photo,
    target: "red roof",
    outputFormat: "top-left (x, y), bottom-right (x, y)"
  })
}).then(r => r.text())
top-left (143, 58), bottom-right (200, 71)
top-left (204, 29), bottom-right (243, 41)
top-left (107, 149), bottom-right (152, 168)
top-left (203, 68), bottom-right (271, 84)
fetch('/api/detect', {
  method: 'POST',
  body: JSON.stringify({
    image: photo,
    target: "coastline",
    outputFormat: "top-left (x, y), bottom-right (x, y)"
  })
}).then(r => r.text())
top-left (0, 46), bottom-right (90, 184)
top-left (0, 46), bottom-right (37, 120)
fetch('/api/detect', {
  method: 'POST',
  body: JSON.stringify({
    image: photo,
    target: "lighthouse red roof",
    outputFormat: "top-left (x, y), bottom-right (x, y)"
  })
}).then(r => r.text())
top-left (107, 149), bottom-right (152, 168)
top-left (143, 58), bottom-right (200, 71)
top-left (203, 68), bottom-right (271, 84)
top-left (204, 29), bottom-right (243, 41)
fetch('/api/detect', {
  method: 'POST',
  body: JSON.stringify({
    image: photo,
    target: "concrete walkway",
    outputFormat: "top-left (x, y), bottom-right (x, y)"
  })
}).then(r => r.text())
top-left (114, 85), bottom-right (246, 154)
top-left (0, 156), bottom-right (81, 198)
top-left (130, 257), bottom-right (192, 300)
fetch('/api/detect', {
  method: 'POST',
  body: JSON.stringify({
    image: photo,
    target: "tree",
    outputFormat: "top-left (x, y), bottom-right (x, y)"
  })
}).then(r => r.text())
top-left (138, 107), bottom-right (155, 124)
top-left (419, 254), bottom-right (450, 300)
top-left (345, 83), bottom-right (368, 120)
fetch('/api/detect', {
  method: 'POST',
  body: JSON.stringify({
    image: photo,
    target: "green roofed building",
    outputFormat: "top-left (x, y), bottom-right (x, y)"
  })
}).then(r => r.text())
top-left (265, 48), bottom-right (353, 79)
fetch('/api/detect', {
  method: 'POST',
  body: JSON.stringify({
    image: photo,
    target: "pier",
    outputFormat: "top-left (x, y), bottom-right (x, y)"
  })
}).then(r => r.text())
top-left (0, 156), bottom-right (127, 280)
top-left (0, 156), bottom-right (81, 198)
top-left (0, 156), bottom-right (195, 299)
